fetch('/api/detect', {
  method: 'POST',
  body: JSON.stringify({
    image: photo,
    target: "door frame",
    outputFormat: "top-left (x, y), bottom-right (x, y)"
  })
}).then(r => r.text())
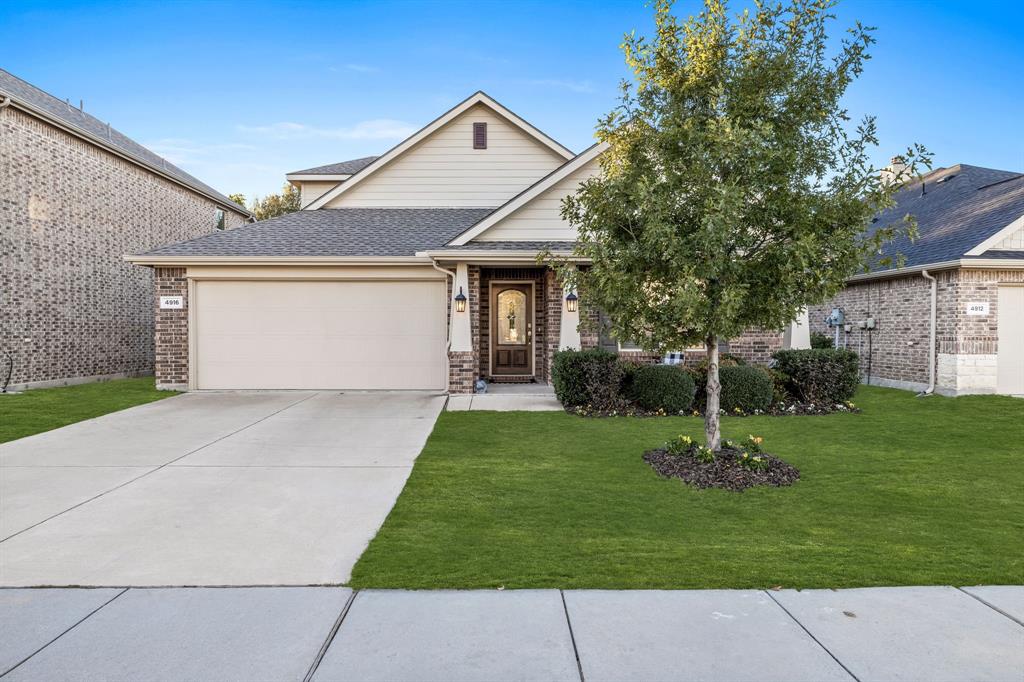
top-left (488, 280), bottom-right (536, 379)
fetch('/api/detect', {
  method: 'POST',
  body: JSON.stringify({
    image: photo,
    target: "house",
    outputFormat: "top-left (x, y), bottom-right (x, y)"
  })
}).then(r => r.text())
top-left (0, 69), bottom-right (251, 391)
top-left (126, 92), bottom-right (801, 393)
top-left (809, 161), bottom-right (1024, 396)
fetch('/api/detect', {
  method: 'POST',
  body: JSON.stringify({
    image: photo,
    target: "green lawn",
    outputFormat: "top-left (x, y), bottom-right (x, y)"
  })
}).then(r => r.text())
top-left (0, 378), bottom-right (172, 444)
top-left (351, 386), bottom-right (1024, 589)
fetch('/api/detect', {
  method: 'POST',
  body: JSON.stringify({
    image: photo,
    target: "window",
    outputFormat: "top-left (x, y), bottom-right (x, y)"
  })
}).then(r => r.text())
top-left (215, 209), bottom-right (225, 230)
top-left (473, 122), bottom-right (487, 149)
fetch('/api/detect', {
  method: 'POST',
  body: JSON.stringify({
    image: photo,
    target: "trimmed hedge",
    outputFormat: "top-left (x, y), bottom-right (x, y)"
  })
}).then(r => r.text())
top-left (718, 365), bottom-right (773, 413)
top-left (551, 349), bottom-right (625, 409)
top-left (772, 348), bottom-right (860, 404)
top-left (629, 364), bottom-right (696, 413)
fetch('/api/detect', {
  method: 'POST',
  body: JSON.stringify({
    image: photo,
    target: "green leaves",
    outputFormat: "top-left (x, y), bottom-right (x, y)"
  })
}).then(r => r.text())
top-left (559, 0), bottom-right (929, 353)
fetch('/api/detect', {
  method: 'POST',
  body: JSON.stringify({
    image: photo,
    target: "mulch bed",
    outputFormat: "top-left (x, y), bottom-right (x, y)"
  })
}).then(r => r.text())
top-left (643, 446), bottom-right (801, 492)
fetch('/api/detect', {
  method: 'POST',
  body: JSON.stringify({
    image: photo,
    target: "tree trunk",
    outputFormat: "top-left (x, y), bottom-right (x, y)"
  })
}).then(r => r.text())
top-left (704, 335), bottom-right (721, 450)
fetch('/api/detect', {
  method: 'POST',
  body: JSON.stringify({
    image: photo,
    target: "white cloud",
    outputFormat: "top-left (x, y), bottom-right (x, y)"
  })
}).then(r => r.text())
top-left (144, 138), bottom-right (257, 166)
top-left (236, 119), bottom-right (417, 141)
top-left (524, 78), bottom-right (596, 94)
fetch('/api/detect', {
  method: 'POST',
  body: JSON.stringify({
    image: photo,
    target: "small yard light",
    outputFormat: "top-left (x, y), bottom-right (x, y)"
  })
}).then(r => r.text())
top-left (454, 287), bottom-right (467, 313)
top-left (565, 291), bottom-right (578, 313)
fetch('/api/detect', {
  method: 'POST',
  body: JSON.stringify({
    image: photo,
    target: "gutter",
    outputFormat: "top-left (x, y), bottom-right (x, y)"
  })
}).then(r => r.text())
top-left (919, 269), bottom-right (938, 396)
top-left (123, 255), bottom-right (434, 267)
top-left (1, 93), bottom-right (252, 219)
top-left (429, 260), bottom-right (457, 350)
top-left (415, 250), bottom-right (582, 263)
top-left (847, 257), bottom-right (1024, 284)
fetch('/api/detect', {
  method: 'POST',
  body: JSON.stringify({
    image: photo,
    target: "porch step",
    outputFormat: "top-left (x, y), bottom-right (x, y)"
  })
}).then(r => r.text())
top-left (488, 376), bottom-right (536, 384)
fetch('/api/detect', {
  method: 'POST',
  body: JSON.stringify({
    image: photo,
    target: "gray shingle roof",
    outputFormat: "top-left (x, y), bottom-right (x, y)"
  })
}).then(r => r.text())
top-left (288, 156), bottom-right (380, 176)
top-left (139, 208), bottom-right (495, 257)
top-left (869, 164), bottom-right (1024, 271)
top-left (0, 69), bottom-right (249, 216)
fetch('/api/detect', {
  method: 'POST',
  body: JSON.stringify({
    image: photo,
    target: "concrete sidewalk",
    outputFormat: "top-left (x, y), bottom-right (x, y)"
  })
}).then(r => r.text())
top-left (2, 586), bottom-right (1021, 681)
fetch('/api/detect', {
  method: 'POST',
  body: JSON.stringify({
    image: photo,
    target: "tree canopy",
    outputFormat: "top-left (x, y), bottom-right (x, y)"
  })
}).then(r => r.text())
top-left (559, 0), bottom-right (928, 447)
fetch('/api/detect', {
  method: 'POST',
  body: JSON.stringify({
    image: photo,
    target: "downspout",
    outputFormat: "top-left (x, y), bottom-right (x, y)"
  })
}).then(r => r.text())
top-left (918, 270), bottom-right (937, 396)
top-left (430, 259), bottom-right (456, 350)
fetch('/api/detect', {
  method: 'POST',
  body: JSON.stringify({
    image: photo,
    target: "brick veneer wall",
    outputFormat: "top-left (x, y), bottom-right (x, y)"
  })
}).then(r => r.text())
top-left (543, 270), bottom-right (563, 383)
top-left (806, 268), bottom-right (1024, 394)
top-left (0, 106), bottom-right (247, 390)
top-left (154, 268), bottom-right (189, 389)
top-left (727, 329), bottom-right (785, 364)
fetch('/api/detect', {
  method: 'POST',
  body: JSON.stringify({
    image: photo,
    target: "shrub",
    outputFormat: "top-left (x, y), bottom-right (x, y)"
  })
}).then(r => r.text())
top-left (772, 348), bottom-right (860, 404)
top-left (552, 349), bottom-right (626, 409)
top-left (810, 331), bottom-right (834, 349)
top-left (629, 364), bottom-right (696, 413)
top-left (718, 365), bottom-right (773, 413)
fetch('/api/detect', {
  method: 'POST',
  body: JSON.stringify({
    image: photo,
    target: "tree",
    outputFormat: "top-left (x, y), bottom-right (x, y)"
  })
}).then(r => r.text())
top-left (249, 183), bottom-right (302, 221)
top-left (559, 0), bottom-right (928, 449)
top-left (228, 193), bottom-right (247, 209)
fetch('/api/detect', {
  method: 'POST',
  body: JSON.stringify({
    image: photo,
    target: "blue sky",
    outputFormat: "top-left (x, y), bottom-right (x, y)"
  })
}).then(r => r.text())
top-left (3, 0), bottom-right (1021, 200)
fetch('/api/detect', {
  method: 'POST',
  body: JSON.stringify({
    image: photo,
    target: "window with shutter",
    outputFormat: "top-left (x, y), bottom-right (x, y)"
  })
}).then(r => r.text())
top-left (473, 122), bottom-right (487, 149)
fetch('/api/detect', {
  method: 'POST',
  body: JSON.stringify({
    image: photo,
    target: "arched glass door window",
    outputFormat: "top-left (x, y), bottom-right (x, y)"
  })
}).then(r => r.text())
top-left (497, 290), bottom-right (527, 345)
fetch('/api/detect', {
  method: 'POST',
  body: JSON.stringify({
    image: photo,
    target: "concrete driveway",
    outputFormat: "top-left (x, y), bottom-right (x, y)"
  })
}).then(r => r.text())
top-left (0, 391), bottom-right (445, 587)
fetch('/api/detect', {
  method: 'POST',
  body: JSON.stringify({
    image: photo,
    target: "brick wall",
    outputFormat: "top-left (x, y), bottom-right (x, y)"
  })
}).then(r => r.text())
top-left (154, 268), bottom-right (189, 389)
top-left (727, 328), bottom-right (785, 365)
top-left (807, 268), bottom-right (1023, 394)
top-left (543, 270), bottom-right (562, 383)
top-left (0, 106), bottom-right (247, 390)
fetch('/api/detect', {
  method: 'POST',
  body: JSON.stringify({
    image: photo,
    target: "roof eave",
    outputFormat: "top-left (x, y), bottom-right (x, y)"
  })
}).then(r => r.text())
top-left (124, 254), bottom-right (433, 267)
top-left (2, 95), bottom-right (253, 218)
top-left (848, 257), bottom-right (1024, 282)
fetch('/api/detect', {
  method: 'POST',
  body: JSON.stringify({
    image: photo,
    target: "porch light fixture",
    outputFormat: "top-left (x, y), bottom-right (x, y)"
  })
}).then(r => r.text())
top-left (565, 291), bottom-right (578, 313)
top-left (454, 287), bottom-right (467, 313)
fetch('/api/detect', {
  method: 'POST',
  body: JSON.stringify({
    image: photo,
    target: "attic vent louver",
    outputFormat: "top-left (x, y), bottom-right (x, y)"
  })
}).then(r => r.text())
top-left (473, 122), bottom-right (487, 149)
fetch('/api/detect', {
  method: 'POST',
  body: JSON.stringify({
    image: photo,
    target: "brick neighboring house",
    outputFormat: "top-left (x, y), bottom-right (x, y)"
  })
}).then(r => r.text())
top-left (0, 69), bottom-right (251, 391)
top-left (810, 162), bottom-right (1024, 396)
top-left (127, 92), bottom-right (803, 393)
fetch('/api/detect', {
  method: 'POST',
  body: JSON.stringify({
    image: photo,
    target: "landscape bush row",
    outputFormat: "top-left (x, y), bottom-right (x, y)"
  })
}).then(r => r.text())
top-left (551, 347), bottom-right (860, 416)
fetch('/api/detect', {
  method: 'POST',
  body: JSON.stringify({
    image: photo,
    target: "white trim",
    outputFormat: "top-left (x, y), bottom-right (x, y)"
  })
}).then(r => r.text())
top-left (846, 258), bottom-right (1024, 283)
top-left (125, 255), bottom-right (433, 266)
top-left (305, 92), bottom-right (575, 211)
top-left (965, 213), bottom-right (1024, 255)
top-left (448, 142), bottom-right (608, 246)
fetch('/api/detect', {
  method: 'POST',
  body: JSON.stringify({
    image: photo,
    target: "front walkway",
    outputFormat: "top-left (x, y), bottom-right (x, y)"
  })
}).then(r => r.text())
top-left (2, 586), bottom-right (1021, 680)
top-left (447, 382), bottom-right (563, 411)
top-left (0, 391), bottom-right (445, 586)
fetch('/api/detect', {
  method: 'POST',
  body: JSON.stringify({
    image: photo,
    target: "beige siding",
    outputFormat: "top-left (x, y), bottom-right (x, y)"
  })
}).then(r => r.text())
top-left (299, 181), bottom-right (340, 207)
top-left (994, 224), bottom-right (1024, 250)
top-left (475, 156), bottom-right (600, 241)
top-left (324, 105), bottom-right (565, 208)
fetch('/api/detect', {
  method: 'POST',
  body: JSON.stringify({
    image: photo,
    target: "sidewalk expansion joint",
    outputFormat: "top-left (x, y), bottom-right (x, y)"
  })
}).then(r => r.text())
top-left (559, 590), bottom-right (585, 682)
top-left (956, 586), bottom-right (1024, 627)
top-left (303, 588), bottom-right (358, 682)
top-left (763, 590), bottom-right (860, 682)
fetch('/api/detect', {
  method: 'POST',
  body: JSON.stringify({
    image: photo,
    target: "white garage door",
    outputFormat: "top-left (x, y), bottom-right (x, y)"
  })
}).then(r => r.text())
top-left (195, 279), bottom-right (447, 390)
top-left (997, 285), bottom-right (1024, 395)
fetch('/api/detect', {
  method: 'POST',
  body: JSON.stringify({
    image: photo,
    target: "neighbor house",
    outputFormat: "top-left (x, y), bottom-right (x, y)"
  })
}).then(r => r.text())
top-left (809, 161), bottom-right (1024, 396)
top-left (128, 92), bottom-right (800, 393)
top-left (0, 69), bottom-right (251, 391)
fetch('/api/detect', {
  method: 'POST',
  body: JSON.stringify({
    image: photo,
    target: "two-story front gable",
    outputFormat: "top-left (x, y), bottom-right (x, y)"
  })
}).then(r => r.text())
top-left (1, 68), bottom-right (251, 391)
top-left (128, 92), bottom-right (805, 394)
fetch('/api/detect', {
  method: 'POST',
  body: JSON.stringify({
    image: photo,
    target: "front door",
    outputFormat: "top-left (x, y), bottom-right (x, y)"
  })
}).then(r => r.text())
top-left (491, 283), bottom-right (534, 377)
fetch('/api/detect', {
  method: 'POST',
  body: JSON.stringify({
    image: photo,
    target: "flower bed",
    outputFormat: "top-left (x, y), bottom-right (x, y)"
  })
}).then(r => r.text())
top-left (643, 435), bottom-right (800, 491)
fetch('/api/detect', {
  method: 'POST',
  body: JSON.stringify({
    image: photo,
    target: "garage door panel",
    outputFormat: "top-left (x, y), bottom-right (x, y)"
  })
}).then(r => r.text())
top-left (195, 280), bottom-right (447, 390)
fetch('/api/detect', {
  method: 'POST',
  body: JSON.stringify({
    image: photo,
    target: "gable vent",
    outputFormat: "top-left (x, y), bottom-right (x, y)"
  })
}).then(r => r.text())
top-left (473, 122), bottom-right (487, 149)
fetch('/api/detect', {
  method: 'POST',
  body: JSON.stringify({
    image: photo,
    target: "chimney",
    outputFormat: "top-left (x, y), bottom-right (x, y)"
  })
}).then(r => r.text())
top-left (880, 156), bottom-right (908, 186)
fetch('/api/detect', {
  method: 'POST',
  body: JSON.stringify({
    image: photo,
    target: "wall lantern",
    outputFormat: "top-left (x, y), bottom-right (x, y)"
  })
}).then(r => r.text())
top-left (454, 287), bottom-right (467, 313)
top-left (565, 291), bottom-right (578, 313)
